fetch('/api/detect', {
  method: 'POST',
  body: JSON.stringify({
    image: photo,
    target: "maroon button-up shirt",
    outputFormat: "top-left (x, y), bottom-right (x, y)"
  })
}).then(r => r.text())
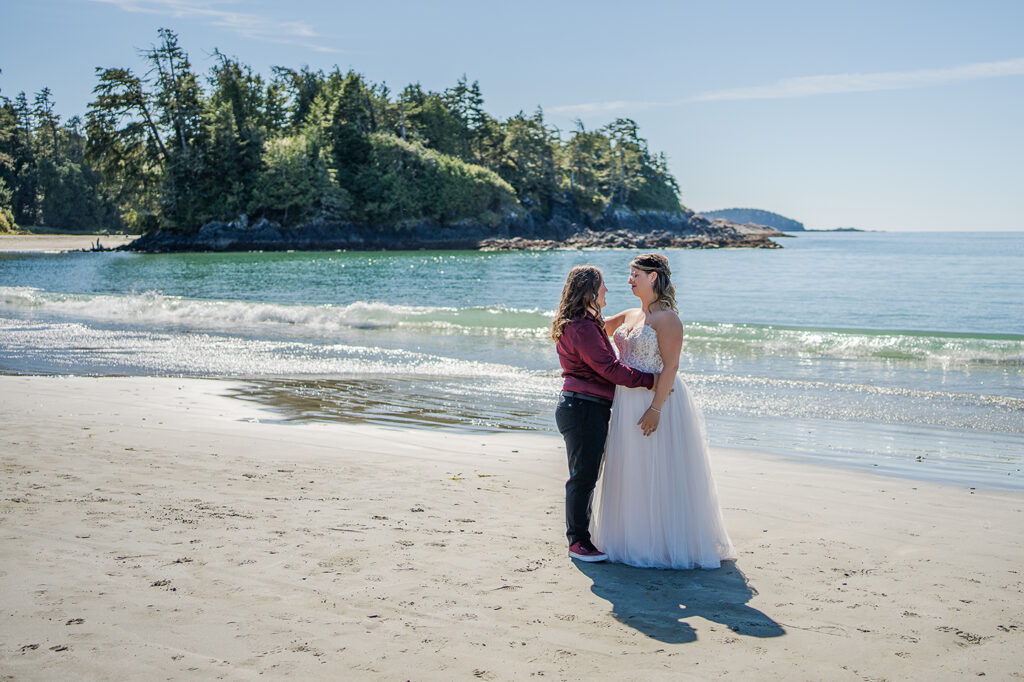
top-left (556, 315), bottom-right (655, 401)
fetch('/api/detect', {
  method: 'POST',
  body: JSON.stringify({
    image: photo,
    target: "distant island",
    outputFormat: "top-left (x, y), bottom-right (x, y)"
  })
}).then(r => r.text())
top-left (699, 208), bottom-right (805, 232)
top-left (0, 29), bottom-right (780, 251)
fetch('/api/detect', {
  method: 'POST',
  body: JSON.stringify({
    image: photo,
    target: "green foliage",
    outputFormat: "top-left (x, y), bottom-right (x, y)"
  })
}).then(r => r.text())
top-left (191, 53), bottom-right (269, 224)
top-left (252, 134), bottom-right (349, 225)
top-left (399, 83), bottom-right (472, 161)
top-left (0, 92), bottom-right (18, 232)
top-left (564, 123), bottom-right (610, 216)
top-left (329, 77), bottom-right (374, 193)
top-left (563, 118), bottom-right (683, 216)
top-left (36, 158), bottom-right (117, 230)
top-left (85, 66), bottom-right (165, 231)
top-left (0, 176), bottom-right (16, 233)
top-left (496, 109), bottom-right (558, 214)
top-left (6, 92), bottom-right (40, 224)
top-left (0, 70), bottom-right (120, 232)
top-left (357, 134), bottom-right (517, 225)
top-left (1, 29), bottom-right (687, 236)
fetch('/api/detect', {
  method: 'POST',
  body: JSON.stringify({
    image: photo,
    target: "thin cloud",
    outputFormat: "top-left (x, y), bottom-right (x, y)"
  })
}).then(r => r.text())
top-left (693, 56), bottom-right (1024, 101)
top-left (90, 0), bottom-right (343, 53)
top-left (551, 57), bottom-right (1024, 115)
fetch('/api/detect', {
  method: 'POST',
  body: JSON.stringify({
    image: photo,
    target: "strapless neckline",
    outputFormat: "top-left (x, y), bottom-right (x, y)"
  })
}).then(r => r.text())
top-left (613, 324), bottom-right (663, 373)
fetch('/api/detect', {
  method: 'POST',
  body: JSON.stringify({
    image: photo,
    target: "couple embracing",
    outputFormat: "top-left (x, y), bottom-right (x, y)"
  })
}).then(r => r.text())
top-left (553, 253), bottom-right (736, 569)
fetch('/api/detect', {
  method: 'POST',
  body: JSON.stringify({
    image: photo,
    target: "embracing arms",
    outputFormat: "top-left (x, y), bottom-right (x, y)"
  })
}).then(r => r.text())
top-left (570, 320), bottom-right (656, 390)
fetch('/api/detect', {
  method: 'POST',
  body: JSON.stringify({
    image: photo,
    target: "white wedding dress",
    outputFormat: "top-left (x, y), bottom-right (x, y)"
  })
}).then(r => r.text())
top-left (592, 324), bottom-right (736, 569)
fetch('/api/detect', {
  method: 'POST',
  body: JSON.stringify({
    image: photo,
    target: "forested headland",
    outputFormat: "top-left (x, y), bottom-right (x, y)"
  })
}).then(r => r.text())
top-left (699, 208), bottom-right (805, 232)
top-left (1, 29), bottom-right (780, 250)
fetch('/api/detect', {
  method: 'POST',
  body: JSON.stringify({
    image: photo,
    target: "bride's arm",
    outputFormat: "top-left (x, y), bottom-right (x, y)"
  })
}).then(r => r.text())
top-left (603, 309), bottom-right (632, 337)
top-left (637, 313), bottom-right (683, 436)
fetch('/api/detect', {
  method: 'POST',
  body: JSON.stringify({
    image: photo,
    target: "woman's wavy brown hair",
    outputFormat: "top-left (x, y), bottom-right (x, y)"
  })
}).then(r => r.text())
top-left (631, 253), bottom-right (677, 312)
top-left (551, 265), bottom-right (603, 341)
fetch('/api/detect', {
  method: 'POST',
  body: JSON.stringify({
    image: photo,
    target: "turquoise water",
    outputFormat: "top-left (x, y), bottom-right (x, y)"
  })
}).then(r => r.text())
top-left (1, 231), bottom-right (1022, 488)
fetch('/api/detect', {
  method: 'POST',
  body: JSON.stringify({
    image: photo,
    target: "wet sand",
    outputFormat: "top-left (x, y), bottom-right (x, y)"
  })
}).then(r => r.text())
top-left (0, 235), bottom-right (136, 252)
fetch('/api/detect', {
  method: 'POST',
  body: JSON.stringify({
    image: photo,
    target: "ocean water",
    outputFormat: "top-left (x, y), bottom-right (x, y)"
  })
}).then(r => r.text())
top-left (1, 231), bottom-right (1022, 489)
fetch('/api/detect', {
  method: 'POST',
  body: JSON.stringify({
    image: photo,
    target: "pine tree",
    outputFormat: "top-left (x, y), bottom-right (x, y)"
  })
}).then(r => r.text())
top-left (86, 67), bottom-right (167, 231)
top-left (143, 28), bottom-right (205, 229)
top-left (0, 80), bottom-right (21, 231)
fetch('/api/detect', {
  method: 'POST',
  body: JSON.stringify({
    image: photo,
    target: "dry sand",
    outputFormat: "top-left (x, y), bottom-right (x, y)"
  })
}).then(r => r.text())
top-left (0, 235), bottom-right (137, 253)
top-left (0, 375), bottom-right (1021, 680)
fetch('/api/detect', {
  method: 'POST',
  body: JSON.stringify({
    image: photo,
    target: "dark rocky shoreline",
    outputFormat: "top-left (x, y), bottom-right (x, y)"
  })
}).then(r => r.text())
top-left (120, 209), bottom-right (784, 253)
top-left (478, 228), bottom-right (781, 251)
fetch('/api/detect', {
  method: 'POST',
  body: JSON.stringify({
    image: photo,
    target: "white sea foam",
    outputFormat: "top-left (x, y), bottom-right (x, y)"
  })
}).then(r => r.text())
top-left (683, 321), bottom-right (1024, 367)
top-left (0, 287), bottom-right (552, 339)
top-left (4, 287), bottom-right (1022, 368)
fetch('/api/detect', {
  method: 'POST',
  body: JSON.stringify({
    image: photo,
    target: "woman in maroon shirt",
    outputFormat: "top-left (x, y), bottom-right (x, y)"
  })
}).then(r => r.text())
top-left (551, 265), bottom-right (659, 562)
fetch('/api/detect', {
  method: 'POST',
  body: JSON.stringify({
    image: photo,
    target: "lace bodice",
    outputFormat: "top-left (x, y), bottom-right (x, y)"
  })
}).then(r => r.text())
top-left (613, 324), bottom-right (664, 373)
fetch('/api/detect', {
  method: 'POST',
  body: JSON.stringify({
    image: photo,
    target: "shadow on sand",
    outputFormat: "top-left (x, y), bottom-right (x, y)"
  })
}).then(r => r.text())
top-left (574, 560), bottom-right (785, 643)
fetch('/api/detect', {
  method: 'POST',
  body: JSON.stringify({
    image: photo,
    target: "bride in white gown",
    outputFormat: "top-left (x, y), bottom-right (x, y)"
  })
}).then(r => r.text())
top-left (592, 254), bottom-right (736, 569)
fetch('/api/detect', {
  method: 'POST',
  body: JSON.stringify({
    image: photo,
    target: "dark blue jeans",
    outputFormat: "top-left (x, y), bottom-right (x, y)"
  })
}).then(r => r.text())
top-left (555, 393), bottom-right (611, 545)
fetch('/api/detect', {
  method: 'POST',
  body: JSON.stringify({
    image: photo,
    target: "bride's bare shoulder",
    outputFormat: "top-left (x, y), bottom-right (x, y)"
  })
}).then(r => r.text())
top-left (648, 308), bottom-right (683, 333)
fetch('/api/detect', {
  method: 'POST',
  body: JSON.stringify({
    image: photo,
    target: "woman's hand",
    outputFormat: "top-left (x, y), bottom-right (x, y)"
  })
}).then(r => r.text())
top-left (638, 406), bottom-right (661, 436)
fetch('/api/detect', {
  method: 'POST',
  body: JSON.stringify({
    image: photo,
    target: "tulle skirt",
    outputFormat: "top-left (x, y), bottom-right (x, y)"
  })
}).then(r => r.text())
top-left (592, 378), bottom-right (736, 569)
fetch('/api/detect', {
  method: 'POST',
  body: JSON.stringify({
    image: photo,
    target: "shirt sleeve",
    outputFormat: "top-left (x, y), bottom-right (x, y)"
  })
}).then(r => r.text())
top-left (572, 321), bottom-right (655, 389)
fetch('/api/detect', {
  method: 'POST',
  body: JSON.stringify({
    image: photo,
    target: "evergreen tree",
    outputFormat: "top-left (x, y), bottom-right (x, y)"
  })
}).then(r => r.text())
top-left (9, 92), bottom-right (39, 224)
top-left (251, 133), bottom-right (347, 225)
top-left (357, 133), bottom-right (516, 225)
top-left (0, 176), bottom-right (15, 233)
top-left (144, 28), bottom-right (206, 229)
top-left (33, 88), bottom-right (60, 159)
top-left (602, 118), bottom-right (645, 207)
top-left (497, 108), bottom-right (559, 214)
top-left (86, 67), bottom-right (166, 231)
top-left (0, 82), bottom-right (21, 231)
top-left (401, 83), bottom-right (471, 160)
top-left (328, 73), bottom-right (374, 195)
top-left (6, 29), bottom-right (686, 236)
top-left (602, 118), bottom-right (680, 212)
top-left (197, 52), bottom-right (267, 222)
top-left (271, 66), bottom-right (324, 132)
top-left (564, 121), bottom-right (612, 217)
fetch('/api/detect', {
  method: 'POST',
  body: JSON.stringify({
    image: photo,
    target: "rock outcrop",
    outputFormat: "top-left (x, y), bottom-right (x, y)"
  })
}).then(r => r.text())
top-left (122, 208), bottom-right (784, 253)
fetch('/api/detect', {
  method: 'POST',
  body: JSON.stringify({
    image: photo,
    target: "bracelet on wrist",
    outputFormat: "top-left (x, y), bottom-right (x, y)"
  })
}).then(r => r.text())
top-left (649, 406), bottom-right (661, 413)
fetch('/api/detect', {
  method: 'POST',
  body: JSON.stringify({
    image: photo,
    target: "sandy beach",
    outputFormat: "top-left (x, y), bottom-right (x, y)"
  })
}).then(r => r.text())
top-left (1, 375), bottom-right (1022, 680)
top-left (0, 235), bottom-right (137, 253)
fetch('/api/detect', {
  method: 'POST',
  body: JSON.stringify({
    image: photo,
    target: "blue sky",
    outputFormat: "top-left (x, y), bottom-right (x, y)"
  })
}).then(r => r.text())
top-left (2, 0), bottom-right (1022, 230)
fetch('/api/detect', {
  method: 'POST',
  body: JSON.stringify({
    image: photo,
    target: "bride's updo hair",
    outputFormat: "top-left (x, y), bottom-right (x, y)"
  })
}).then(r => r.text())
top-left (631, 253), bottom-right (677, 312)
top-left (551, 265), bottom-right (603, 341)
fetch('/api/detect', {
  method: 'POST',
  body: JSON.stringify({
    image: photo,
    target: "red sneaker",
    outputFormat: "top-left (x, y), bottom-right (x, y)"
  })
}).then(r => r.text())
top-left (568, 540), bottom-right (608, 562)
